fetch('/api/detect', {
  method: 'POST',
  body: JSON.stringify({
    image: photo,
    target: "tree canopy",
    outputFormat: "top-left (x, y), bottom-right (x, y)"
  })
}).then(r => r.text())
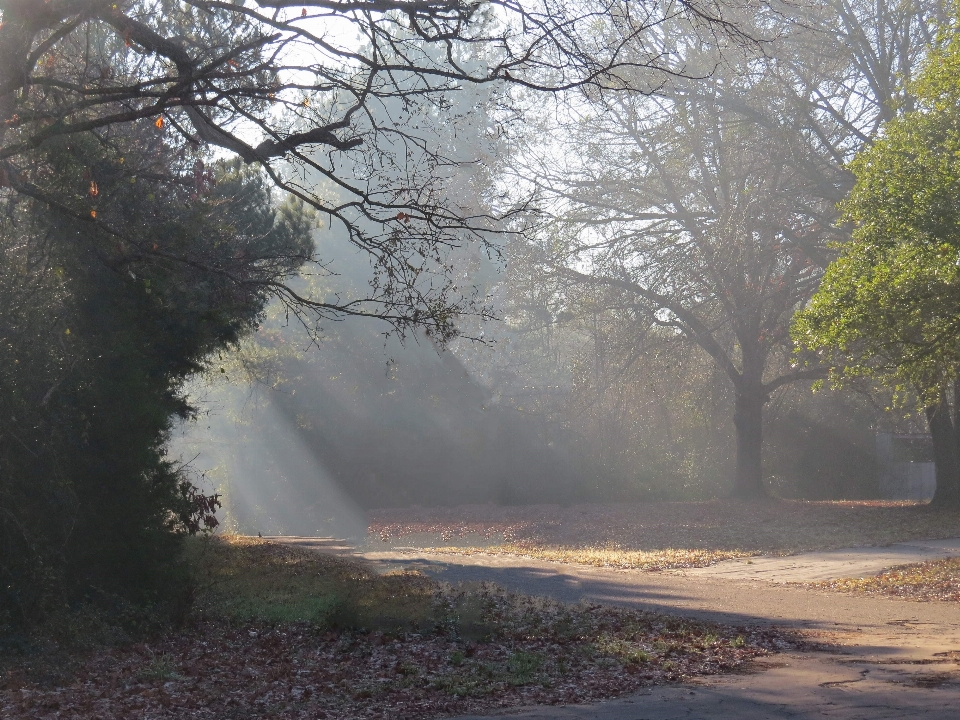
top-left (0, 0), bottom-right (741, 340)
top-left (794, 20), bottom-right (960, 402)
top-left (508, 0), bottom-right (937, 497)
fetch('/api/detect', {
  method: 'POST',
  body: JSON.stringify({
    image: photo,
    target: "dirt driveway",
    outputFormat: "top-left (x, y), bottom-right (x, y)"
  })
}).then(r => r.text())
top-left (276, 538), bottom-right (960, 719)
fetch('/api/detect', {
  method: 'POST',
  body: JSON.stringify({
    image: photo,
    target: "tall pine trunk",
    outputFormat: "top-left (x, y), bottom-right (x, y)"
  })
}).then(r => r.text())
top-left (927, 390), bottom-right (960, 507)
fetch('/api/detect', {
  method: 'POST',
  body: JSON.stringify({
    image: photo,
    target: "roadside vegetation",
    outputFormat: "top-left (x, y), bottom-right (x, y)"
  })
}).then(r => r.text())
top-left (809, 558), bottom-right (960, 603)
top-left (370, 501), bottom-right (960, 570)
top-left (1, 536), bottom-right (791, 719)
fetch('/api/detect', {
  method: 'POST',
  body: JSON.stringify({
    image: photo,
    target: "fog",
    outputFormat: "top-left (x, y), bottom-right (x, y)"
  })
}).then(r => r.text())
top-left (168, 0), bottom-right (946, 530)
top-left (170, 310), bottom-right (584, 537)
top-left (168, 212), bottom-right (582, 536)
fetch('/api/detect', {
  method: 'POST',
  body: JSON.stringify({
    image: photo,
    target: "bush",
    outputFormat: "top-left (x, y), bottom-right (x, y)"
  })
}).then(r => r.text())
top-left (0, 136), bottom-right (310, 633)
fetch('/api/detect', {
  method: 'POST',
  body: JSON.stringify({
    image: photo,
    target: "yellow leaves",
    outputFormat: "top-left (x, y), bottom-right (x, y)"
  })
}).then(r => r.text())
top-left (155, 116), bottom-right (164, 129)
top-left (64, 328), bottom-right (71, 335)
top-left (301, 97), bottom-right (310, 107)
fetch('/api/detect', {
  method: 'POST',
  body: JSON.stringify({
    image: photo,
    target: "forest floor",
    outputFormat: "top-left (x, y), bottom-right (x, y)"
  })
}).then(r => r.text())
top-left (367, 499), bottom-right (960, 571)
top-left (0, 536), bottom-right (794, 720)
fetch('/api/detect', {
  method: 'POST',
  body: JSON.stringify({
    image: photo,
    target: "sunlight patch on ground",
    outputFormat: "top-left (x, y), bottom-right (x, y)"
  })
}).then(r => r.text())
top-left (806, 557), bottom-right (960, 602)
top-left (369, 500), bottom-right (958, 561)
top-left (416, 545), bottom-right (758, 570)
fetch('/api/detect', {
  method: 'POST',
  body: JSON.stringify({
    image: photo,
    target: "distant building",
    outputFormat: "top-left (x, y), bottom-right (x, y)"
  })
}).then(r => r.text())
top-left (875, 432), bottom-right (936, 501)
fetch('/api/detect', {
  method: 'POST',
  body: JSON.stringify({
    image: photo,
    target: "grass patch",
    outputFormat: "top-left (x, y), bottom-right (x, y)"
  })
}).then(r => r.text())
top-left (506, 650), bottom-right (543, 684)
top-left (189, 535), bottom-right (438, 632)
top-left (136, 653), bottom-right (180, 682)
top-left (807, 557), bottom-right (960, 602)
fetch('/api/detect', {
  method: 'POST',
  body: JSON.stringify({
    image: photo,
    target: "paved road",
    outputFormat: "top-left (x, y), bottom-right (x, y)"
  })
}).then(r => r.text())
top-left (272, 537), bottom-right (960, 718)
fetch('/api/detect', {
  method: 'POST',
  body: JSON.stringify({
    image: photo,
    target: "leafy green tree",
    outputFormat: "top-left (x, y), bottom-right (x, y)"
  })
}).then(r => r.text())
top-left (794, 22), bottom-right (960, 505)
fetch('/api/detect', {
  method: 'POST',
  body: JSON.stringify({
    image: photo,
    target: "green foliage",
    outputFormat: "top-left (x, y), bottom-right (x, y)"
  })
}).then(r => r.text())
top-left (0, 131), bottom-right (311, 633)
top-left (794, 18), bottom-right (960, 402)
top-left (505, 651), bottom-right (543, 685)
top-left (136, 654), bottom-right (181, 683)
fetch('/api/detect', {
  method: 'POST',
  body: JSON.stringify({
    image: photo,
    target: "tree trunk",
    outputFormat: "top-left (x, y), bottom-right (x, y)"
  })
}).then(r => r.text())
top-left (927, 391), bottom-right (960, 507)
top-left (732, 388), bottom-right (766, 498)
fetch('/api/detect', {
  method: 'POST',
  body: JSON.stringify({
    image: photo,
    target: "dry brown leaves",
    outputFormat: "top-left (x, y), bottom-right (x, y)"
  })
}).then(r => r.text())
top-left (1, 617), bottom-right (782, 720)
top-left (422, 545), bottom-right (755, 571)
top-left (369, 500), bottom-right (960, 570)
top-left (1, 540), bottom-right (795, 720)
top-left (808, 557), bottom-right (960, 603)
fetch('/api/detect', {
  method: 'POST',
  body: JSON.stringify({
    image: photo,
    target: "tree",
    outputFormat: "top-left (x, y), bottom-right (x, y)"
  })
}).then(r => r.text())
top-left (0, 0), bottom-right (742, 342)
top-left (794, 20), bottom-right (960, 506)
top-left (517, 41), bottom-right (834, 497)
top-left (510, 1), bottom-right (940, 498)
top-left (0, 131), bottom-right (312, 626)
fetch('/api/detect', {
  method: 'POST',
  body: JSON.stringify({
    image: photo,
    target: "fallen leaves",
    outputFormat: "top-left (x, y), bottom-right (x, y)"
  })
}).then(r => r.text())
top-left (369, 500), bottom-right (957, 565)
top-left (423, 545), bottom-right (756, 571)
top-left (807, 557), bottom-right (960, 602)
top-left (1, 608), bottom-right (784, 720)
top-left (0, 538), bottom-right (796, 719)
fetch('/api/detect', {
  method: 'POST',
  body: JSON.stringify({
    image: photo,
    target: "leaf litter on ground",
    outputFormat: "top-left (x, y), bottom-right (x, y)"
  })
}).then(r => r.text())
top-left (1, 536), bottom-right (799, 719)
top-left (806, 557), bottom-right (960, 603)
top-left (368, 499), bottom-right (960, 570)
